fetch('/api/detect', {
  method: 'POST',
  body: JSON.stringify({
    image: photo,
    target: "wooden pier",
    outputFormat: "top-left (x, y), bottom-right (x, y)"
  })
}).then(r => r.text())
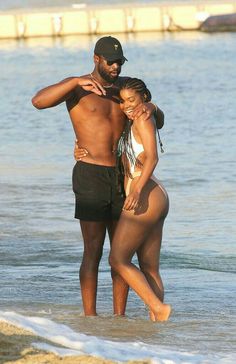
top-left (0, 1), bottom-right (236, 39)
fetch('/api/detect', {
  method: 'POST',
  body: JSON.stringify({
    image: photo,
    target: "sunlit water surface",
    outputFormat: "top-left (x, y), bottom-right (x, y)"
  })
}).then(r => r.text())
top-left (0, 31), bottom-right (236, 362)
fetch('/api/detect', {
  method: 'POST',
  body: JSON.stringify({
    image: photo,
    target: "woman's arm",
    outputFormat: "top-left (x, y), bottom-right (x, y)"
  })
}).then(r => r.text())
top-left (31, 76), bottom-right (106, 109)
top-left (134, 116), bottom-right (158, 192)
top-left (123, 116), bottom-right (158, 211)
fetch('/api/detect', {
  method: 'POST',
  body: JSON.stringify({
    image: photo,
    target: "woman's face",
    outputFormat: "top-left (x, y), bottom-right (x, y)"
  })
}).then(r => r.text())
top-left (120, 88), bottom-right (143, 119)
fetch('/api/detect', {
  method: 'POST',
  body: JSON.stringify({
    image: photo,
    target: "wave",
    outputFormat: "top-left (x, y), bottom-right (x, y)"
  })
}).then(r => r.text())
top-left (0, 311), bottom-right (235, 363)
top-left (160, 253), bottom-right (236, 274)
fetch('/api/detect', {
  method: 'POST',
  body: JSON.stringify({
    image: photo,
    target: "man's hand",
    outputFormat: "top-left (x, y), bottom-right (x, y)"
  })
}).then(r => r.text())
top-left (77, 76), bottom-right (106, 96)
top-left (132, 103), bottom-right (150, 121)
top-left (132, 102), bottom-right (156, 122)
top-left (74, 140), bottom-right (88, 161)
top-left (132, 102), bottom-right (164, 129)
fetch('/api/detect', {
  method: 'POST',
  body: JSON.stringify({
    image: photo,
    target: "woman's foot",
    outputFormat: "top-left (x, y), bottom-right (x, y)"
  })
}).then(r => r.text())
top-left (151, 304), bottom-right (171, 322)
top-left (149, 310), bottom-right (155, 322)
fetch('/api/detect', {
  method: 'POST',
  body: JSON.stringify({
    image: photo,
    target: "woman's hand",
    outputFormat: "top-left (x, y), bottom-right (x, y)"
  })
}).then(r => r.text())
top-left (123, 189), bottom-right (140, 211)
top-left (74, 140), bottom-right (88, 161)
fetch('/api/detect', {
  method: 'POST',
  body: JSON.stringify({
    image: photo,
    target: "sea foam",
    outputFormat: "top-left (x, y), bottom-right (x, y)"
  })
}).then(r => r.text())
top-left (0, 311), bottom-right (235, 364)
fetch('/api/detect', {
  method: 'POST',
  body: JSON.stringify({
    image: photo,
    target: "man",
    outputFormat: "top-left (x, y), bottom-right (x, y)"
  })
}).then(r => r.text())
top-left (32, 36), bottom-right (164, 316)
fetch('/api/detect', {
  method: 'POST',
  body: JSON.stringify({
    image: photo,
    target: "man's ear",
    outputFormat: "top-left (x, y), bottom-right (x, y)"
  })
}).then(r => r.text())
top-left (94, 54), bottom-right (99, 64)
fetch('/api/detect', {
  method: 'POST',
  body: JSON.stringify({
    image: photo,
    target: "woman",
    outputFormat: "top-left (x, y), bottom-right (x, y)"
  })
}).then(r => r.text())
top-left (109, 78), bottom-right (171, 322)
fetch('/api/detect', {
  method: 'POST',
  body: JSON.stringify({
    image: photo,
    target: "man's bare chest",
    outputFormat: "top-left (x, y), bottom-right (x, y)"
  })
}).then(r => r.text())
top-left (78, 91), bottom-right (121, 116)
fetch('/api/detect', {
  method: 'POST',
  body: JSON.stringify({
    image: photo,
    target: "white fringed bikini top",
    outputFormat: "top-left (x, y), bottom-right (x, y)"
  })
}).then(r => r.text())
top-left (126, 127), bottom-right (144, 175)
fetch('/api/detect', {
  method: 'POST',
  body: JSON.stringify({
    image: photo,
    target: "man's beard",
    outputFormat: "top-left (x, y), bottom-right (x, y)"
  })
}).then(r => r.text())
top-left (98, 64), bottom-right (120, 84)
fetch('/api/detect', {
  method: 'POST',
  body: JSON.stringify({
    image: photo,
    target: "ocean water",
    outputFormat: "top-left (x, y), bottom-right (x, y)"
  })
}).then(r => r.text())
top-left (0, 30), bottom-right (236, 363)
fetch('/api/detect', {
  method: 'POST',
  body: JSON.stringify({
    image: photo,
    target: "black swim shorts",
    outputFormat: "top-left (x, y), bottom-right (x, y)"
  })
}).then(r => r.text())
top-left (72, 161), bottom-right (125, 221)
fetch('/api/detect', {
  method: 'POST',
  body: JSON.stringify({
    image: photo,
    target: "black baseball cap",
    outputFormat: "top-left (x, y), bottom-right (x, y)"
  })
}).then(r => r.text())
top-left (94, 36), bottom-right (128, 63)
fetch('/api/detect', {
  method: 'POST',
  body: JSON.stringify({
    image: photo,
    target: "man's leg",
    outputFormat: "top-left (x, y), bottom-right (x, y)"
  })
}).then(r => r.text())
top-left (107, 220), bottom-right (129, 316)
top-left (79, 220), bottom-right (106, 316)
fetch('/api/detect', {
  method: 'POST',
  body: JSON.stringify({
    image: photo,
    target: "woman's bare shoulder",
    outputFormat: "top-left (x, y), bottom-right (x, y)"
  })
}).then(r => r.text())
top-left (134, 114), bottom-right (155, 130)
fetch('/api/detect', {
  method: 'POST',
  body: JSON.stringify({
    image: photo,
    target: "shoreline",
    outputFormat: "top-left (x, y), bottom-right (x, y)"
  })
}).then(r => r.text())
top-left (0, 321), bottom-right (151, 364)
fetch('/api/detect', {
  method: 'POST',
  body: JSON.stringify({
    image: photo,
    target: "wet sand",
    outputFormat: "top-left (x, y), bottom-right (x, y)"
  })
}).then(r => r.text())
top-left (0, 321), bottom-right (151, 364)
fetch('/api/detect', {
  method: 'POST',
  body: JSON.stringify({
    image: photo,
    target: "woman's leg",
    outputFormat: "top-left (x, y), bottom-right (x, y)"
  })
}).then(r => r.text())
top-left (138, 219), bottom-right (165, 301)
top-left (106, 220), bottom-right (129, 316)
top-left (109, 212), bottom-right (171, 321)
top-left (109, 180), bottom-right (171, 321)
top-left (137, 218), bottom-right (166, 321)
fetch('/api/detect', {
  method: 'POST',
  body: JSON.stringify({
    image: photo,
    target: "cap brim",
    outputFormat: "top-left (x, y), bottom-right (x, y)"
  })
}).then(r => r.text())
top-left (104, 55), bottom-right (128, 62)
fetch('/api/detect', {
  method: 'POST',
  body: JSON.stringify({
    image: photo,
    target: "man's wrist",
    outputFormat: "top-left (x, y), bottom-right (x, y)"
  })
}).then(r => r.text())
top-left (149, 101), bottom-right (157, 114)
top-left (149, 102), bottom-right (158, 123)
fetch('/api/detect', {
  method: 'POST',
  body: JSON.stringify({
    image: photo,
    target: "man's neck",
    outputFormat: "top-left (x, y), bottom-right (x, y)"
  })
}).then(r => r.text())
top-left (90, 71), bottom-right (117, 88)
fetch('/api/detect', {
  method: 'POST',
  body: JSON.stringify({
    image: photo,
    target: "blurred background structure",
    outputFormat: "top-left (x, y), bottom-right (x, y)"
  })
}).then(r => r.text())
top-left (0, 1), bottom-right (236, 39)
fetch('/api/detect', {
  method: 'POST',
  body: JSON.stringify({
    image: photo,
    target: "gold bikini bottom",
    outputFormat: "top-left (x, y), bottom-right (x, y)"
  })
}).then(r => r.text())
top-left (125, 171), bottom-right (168, 198)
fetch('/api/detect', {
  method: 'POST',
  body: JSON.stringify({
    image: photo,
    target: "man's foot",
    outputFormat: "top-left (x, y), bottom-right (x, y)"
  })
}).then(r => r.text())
top-left (151, 304), bottom-right (172, 322)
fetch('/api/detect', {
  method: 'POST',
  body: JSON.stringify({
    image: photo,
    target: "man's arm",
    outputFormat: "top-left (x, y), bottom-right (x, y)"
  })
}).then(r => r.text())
top-left (153, 103), bottom-right (164, 129)
top-left (31, 76), bottom-right (106, 110)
